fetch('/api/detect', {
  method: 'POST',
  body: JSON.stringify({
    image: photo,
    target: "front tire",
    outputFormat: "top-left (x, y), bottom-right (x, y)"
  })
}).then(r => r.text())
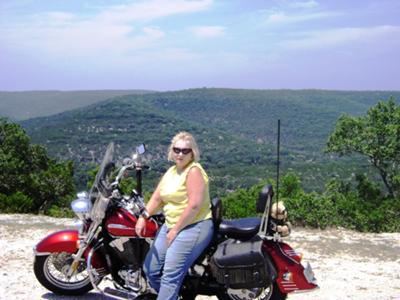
top-left (217, 282), bottom-right (287, 300)
top-left (34, 252), bottom-right (93, 295)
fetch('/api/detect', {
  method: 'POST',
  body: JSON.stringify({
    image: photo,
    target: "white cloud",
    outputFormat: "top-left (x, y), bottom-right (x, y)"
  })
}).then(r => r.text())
top-left (265, 11), bottom-right (339, 24)
top-left (289, 0), bottom-right (319, 9)
top-left (97, 0), bottom-right (213, 23)
top-left (0, 0), bottom-right (213, 60)
top-left (280, 25), bottom-right (400, 50)
top-left (261, 0), bottom-right (338, 26)
top-left (44, 12), bottom-right (77, 23)
top-left (190, 26), bottom-right (225, 38)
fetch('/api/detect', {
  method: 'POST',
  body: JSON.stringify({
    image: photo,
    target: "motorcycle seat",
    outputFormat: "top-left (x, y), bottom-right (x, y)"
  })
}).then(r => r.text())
top-left (218, 217), bottom-right (260, 240)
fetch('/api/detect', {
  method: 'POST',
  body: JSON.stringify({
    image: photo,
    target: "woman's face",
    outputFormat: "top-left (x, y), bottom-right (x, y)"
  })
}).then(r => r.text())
top-left (172, 139), bottom-right (193, 170)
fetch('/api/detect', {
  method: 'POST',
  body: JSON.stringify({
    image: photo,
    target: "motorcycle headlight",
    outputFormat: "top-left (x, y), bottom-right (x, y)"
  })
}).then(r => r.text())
top-left (71, 192), bottom-right (92, 221)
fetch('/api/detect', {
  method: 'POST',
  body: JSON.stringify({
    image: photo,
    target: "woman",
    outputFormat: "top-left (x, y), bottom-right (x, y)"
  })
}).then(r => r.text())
top-left (135, 132), bottom-right (213, 300)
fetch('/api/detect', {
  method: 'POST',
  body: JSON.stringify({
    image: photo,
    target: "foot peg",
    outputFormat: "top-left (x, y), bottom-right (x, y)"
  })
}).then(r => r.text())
top-left (104, 287), bottom-right (138, 299)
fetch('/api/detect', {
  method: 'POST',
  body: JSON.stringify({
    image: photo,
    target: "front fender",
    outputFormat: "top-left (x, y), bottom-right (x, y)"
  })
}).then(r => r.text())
top-left (34, 230), bottom-right (79, 255)
top-left (34, 229), bottom-right (108, 272)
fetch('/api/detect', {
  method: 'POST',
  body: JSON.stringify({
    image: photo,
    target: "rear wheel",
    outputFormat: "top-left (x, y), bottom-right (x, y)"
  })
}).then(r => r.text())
top-left (34, 252), bottom-right (94, 295)
top-left (180, 292), bottom-right (197, 300)
top-left (216, 282), bottom-right (287, 300)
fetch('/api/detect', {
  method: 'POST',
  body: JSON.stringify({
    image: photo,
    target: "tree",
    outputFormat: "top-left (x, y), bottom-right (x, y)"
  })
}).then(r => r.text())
top-left (280, 172), bottom-right (302, 198)
top-left (0, 118), bottom-right (75, 213)
top-left (326, 98), bottom-right (400, 197)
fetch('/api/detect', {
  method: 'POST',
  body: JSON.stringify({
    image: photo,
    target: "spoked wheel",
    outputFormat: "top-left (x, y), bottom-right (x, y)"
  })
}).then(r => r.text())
top-left (34, 252), bottom-right (94, 295)
top-left (180, 291), bottom-right (197, 300)
top-left (217, 282), bottom-right (287, 300)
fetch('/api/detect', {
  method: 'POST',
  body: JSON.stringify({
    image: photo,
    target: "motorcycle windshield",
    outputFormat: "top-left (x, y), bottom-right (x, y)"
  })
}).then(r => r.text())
top-left (90, 142), bottom-right (115, 201)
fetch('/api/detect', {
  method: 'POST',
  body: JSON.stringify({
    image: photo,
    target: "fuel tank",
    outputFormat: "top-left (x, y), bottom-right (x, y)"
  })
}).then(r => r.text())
top-left (105, 208), bottom-right (159, 238)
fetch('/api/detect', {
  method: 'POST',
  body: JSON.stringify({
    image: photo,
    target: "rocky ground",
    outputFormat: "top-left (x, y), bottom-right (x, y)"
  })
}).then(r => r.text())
top-left (0, 214), bottom-right (399, 300)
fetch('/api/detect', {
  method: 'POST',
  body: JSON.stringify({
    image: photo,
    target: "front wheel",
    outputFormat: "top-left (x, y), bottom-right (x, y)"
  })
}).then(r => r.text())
top-left (217, 282), bottom-right (287, 300)
top-left (34, 252), bottom-right (94, 295)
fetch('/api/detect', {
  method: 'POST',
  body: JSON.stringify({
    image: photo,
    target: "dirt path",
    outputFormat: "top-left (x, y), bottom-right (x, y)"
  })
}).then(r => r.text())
top-left (0, 214), bottom-right (399, 300)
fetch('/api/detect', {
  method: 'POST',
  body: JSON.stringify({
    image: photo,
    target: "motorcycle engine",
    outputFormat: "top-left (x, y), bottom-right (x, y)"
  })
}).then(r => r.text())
top-left (109, 237), bottom-right (149, 269)
top-left (108, 237), bottom-right (150, 292)
top-left (118, 267), bottom-right (147, 292)
top-left (226, 286), bottom-right (272, 300)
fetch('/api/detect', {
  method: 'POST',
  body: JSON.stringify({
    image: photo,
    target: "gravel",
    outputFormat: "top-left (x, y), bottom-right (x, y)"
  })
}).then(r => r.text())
top-left (0, 214), bottom-right (399, 300)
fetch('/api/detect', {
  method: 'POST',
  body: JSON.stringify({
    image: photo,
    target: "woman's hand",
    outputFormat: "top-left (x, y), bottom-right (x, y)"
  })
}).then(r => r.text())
top-left (135, 217), bottom-right (146, 237)
top-left (166, 228), bottom-right (178, 246)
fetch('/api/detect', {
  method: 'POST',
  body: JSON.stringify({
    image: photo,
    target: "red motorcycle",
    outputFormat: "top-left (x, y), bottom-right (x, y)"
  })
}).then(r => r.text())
top-left (34, 143), bottom-right (318, 300)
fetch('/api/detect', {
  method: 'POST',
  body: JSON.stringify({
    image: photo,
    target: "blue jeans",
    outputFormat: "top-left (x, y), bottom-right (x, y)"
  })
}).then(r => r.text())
top-left (143, 219), bottom-right (214, 300)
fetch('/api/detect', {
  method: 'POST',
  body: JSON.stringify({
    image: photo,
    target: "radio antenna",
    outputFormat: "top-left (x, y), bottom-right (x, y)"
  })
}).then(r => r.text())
top-left (276, 119), bottom-right (281, 202)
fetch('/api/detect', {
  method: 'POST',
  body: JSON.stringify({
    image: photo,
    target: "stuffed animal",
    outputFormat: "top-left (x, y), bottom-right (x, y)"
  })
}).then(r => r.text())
top-left (270, 201), bottom-right (292, 237)
top-left (270, 201), bottom-right (287, 220)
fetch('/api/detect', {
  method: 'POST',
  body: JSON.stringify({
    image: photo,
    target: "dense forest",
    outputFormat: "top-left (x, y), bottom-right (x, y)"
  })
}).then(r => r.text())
top-left (0, 90), bottom-right (152, 121)
top-left (20, 88), bottom-right (400, 194)
top-left (1, 89), bottom-right (399, 232)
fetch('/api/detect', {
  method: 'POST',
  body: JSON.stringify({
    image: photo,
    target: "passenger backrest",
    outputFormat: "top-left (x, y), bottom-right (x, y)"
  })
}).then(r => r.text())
top-left (256, 184), bottom-right (274, 213)
top-left (211, 197), bottom-right (222, 229)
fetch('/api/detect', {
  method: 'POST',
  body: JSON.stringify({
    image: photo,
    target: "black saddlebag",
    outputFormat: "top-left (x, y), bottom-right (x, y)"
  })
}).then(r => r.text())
top-left (210, 236), bottom-right (276, 289)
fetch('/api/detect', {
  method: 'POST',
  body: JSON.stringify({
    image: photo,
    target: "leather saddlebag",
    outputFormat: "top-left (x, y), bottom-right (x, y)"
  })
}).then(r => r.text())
top-left (210, 236), bottom-right (276, 289)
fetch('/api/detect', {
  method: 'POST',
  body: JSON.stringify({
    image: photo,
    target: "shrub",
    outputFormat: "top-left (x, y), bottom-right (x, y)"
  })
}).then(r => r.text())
top-left (0, 192), bottom-right (33, 213)
top-left (221, 173), bottom-right (400, 232)
top-left (221, 180), bottom-right (269, 219)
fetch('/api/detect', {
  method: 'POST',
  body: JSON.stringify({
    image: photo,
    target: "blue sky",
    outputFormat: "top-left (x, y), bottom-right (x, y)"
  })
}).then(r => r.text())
top-left (1, 0), bottom-right (399, 91)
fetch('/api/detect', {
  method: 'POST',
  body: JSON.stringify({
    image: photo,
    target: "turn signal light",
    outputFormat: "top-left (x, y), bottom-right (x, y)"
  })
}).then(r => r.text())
top-left (283, 272), bottom-right (293, 282)
top-left (298, 252), bottom-right (303, 261)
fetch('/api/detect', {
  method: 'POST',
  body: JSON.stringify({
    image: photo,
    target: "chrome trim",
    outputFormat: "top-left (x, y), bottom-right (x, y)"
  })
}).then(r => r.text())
top-left (291, 286), bottom-right (320, 294)
top-left (258, 193), bottom-right (272, 237)
top-left (88, 242), bottom-right (140, 300)
top-left (77, 191), bottom-right (89, 199)
top-left (284, 249), bottom-right (299, 255)
top-left (71, 196), bottom-right (91, 212)
top-left (87, 245), bottom-right (103, 294)
top-left (109, 237), bottom-right (129, 252)
top-left (282, 283), bottom-right (298, 289)
top-left (66, 221), bottom-right (100, 278)
top-left (303, 262), bottom-right (318, 285)
top-left (33, 247), bottom-right (50, 256)
top-left (277, 243), bottom-right (300, 265)
top-left (107, 224), bottom-right (134, 230)
top-left (71, 196), bottom-right (92, 221)
top-left (103, 287), bottom-right (139, 300)
top-left (145, 237), bottom-right (154, 245)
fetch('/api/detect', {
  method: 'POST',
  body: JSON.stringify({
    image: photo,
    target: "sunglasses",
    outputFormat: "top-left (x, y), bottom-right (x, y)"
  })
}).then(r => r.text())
top-left (172, 147), bottom-right (192, 155)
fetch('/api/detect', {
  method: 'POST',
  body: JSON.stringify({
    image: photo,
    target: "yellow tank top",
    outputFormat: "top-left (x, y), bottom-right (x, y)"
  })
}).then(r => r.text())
top-left (159, 162), bottom-right (212, 228)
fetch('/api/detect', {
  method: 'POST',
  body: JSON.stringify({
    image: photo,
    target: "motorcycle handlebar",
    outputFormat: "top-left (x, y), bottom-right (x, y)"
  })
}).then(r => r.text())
top-left (138, 165), bottom-right (150, 170)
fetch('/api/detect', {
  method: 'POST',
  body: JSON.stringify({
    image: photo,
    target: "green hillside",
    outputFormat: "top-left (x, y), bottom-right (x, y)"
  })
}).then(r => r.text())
top-left (145, 89), bottom-right (398, 152)
top-left (21, 88), bottom-right (400, 196)
top-left (0, 90), bottom-right (152, 120)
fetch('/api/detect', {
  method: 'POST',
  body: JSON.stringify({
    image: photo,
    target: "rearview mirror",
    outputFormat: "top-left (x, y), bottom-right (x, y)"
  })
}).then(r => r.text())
top-left (136, 144), bottom-right (146, 155)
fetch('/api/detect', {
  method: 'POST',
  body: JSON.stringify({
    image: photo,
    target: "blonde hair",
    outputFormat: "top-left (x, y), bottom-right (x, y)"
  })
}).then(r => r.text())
top-left (167, 132), bottom-right (200, 162)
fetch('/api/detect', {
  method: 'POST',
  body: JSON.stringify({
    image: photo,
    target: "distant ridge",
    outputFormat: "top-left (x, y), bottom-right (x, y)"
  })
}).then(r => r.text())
top-left (0, 90), bottom-right (154, 120)
top-left (20, 88), bottom-right (400, 193)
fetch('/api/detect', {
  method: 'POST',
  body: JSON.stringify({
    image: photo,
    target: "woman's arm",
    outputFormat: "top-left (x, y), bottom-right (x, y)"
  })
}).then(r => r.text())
top-left (135, 181), bottom-right (163, 236)
top-left (167, 166), bottom-right (206, 245)
top-left (144, 183), bottom-right (163, 216)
